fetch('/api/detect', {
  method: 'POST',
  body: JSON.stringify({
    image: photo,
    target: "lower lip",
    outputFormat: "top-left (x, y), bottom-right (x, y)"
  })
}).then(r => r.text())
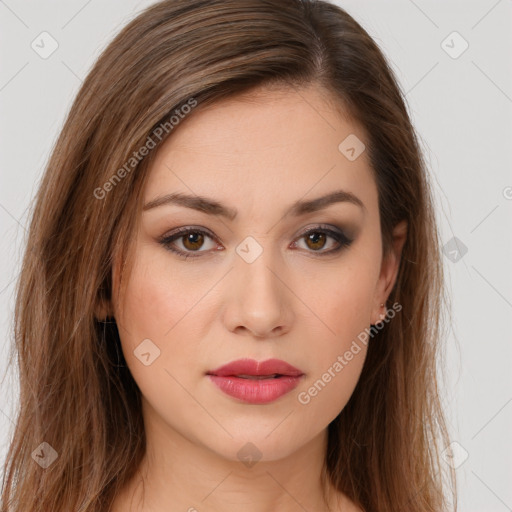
top-left (207, 375), bottom-right (303, 404)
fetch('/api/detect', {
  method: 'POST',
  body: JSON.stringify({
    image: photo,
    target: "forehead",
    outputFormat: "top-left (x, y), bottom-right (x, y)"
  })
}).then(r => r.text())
top-left (143, 84), bottom-right (377, 219)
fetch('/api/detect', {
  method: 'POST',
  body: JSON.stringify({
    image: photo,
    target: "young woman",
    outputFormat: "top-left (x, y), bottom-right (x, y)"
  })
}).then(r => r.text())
top-left (1, 1), bottom-right (456, 511)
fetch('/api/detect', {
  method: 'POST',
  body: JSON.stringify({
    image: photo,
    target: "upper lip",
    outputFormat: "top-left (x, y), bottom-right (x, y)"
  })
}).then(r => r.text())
top-left (207, 358), bottom-right (304, 377)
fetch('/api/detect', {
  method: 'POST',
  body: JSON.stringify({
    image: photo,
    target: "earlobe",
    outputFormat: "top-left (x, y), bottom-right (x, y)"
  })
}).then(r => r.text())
top-left (371, 302), bottom-right (386, 326)
top-left (94, 296), bottom-right (114, 322)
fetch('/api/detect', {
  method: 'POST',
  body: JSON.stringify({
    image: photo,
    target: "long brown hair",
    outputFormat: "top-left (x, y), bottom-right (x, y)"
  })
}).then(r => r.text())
top-left (1, 1), bottom-right (456, 510)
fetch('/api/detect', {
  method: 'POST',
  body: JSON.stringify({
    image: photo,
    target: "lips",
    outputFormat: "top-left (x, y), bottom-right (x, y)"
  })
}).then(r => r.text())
top-left (206, 358), bottom-right (304, 404)
top-left (207, 358), bottom-right (304, 378)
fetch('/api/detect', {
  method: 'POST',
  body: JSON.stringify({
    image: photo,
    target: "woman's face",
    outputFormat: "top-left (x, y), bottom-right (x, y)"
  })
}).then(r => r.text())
top-left (110, 84), bottom-right (403, 463)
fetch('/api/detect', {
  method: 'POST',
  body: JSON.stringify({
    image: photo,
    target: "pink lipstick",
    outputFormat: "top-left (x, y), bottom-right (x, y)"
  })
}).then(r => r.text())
top-left (206, 358), bottom-right (304, 404)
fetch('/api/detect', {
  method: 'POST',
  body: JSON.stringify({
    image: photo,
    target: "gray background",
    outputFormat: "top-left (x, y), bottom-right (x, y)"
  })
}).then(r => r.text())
top-left (1, 1), bottom-right (511, 510)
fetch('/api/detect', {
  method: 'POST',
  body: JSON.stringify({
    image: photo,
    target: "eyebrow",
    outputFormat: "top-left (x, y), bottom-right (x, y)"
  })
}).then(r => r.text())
top-left (142, 189), bottom-right (366, 220)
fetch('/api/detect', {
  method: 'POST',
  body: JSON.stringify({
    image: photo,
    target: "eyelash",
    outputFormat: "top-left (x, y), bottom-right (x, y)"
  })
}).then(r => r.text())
top-left (158, 224), bottom-right (354, 260)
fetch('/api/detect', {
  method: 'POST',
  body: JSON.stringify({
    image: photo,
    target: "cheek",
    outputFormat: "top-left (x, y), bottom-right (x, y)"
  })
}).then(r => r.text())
top-left (294, 252), bottom-right (377, 418)
top-left (115, 245), bottom-right (208, 342)
top-left (296, 344), bottom-right (367, 429)
top-left (112, 250), bottom-right (213, 430)
top-left (308, 254), bottom-right (378, 350)
top-left (112, 247), bottom-right (213, 401)
top-left (324, 272), bottom-right (374, 330)
top-left (295, 277), bottom-right (371, 424)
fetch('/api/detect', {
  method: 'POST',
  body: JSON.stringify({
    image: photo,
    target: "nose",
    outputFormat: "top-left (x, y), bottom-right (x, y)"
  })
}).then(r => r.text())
top-left (221, 246), bottom-right (293, 338)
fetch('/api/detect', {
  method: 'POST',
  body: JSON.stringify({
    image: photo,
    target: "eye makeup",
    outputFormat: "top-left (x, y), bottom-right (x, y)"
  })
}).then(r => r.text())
top-left (157, 223), bottom-right (354, 260)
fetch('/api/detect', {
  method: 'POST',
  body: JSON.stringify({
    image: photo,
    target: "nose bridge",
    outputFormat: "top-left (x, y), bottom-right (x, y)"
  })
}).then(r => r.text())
top-left (236, 237), bottom-right (283, 305)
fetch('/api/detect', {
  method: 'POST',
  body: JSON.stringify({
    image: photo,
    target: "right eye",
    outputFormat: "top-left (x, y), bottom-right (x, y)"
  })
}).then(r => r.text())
top-left (159, 227), bottom-right (221, 259)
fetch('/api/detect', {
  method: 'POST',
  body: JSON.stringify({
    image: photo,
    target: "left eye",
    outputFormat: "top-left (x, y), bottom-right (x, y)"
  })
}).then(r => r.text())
top-left (159, 225), bottom-right (353, 259)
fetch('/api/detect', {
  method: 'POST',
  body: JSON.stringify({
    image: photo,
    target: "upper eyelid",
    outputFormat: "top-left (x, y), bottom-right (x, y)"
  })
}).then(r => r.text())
top-left (162, 224), bottom-right (345, 240)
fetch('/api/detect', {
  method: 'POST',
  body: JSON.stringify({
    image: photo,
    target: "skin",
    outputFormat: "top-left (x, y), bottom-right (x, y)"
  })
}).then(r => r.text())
top-left (106, 83), bottom-right (407, 512)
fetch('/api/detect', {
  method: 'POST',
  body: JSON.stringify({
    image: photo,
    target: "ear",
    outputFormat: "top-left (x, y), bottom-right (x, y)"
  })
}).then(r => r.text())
top-left (94, 295), bottom-right (114, 322)
top-left (371, 220), bottom-right (408, 325)
top-left (94, 269), bottom-right (116, 322)
top-left (94, 248), bottom-right (122, 322)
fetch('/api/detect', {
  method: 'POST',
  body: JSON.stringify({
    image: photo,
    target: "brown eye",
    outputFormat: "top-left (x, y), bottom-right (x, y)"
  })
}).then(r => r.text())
top-left (160, 227), bottom-right (219, 259)
top-left (293, 226), bottom-right (353, 255)
top-left (304, 231), bottom-right (327, 251)
top-left (182, 232), bottom-right (205, 251)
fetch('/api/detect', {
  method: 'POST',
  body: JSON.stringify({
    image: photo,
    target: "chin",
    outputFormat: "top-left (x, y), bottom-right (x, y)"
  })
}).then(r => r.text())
top-left (201, 427), bottom-right (308, 464)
